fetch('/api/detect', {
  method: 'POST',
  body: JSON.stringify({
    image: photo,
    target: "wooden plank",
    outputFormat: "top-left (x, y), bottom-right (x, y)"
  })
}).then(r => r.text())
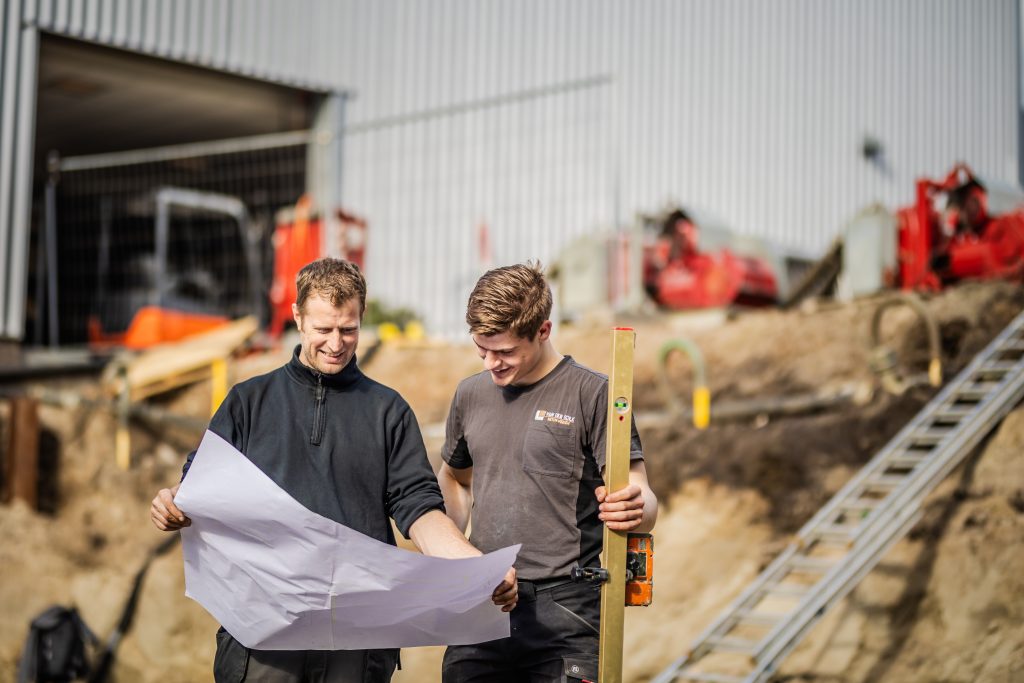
top-left (109, 316), bottom-right (258, 399)
top-left (5, 397), bottom-right (39, 508)
top-left (598, 327), bottom-right (636, 683)
top-left (130, 367), bottom-right (211, 402)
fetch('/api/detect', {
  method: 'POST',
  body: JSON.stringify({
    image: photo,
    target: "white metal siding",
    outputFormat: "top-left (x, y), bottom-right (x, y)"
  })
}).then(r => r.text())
top-left (327, 0), bottom-right (1020, 337)
top-left (0, 0), bottom-right (1019, 340)
top-left (26, 0), bottom-right (337, 90)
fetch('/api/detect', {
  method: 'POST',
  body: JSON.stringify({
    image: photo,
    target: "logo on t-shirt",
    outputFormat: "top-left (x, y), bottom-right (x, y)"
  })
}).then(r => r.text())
top-left (534, 409), bottom-right (576, 426)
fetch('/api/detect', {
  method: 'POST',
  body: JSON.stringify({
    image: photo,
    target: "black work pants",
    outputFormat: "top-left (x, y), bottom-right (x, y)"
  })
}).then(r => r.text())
top-left (213, 627), bottom-right (398, 683)
top-left (442, 579), bottom-right (600, 683)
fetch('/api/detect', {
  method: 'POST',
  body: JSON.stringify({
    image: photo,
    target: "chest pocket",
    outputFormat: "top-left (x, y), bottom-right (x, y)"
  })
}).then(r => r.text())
top-left (522, 419), bottom-right (578, 478)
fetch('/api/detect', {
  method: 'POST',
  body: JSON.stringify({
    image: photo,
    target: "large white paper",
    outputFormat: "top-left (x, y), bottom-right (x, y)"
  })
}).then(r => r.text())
top-left (175, 430), bottom-right (519, 650)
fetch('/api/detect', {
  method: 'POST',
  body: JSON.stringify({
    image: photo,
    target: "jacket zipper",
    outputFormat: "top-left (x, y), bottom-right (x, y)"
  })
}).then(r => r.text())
top-left (311, 373), bottom-right (325, 445)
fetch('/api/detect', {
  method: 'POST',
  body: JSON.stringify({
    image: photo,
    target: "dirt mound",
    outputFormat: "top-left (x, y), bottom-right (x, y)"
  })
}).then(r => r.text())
top-left (0, 281), bottom-right (1021, 683)
top-left (0, 396), bottom-right (217, 683)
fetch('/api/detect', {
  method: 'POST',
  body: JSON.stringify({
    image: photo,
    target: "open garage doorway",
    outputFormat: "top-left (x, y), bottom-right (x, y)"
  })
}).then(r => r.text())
top-left (29, 36), bottom-right (323, 346)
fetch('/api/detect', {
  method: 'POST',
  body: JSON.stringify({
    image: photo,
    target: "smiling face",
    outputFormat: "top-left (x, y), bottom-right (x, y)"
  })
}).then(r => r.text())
top-left (473, 321), bottom-right (553, 387)
top-left (292, 294), bottom-right (361, 375)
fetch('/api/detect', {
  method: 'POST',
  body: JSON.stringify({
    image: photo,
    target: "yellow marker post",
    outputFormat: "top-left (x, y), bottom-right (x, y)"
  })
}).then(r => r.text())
top-left (598, 327), bottom-right (635, 683)
top-left (115, 365), bottom-right (131, 470)
top-left (656, 338), bottom-right (710, 430)
top-left (693, 385), bottom-right (711, 430)
top-left (928, 357), bottom-right (943, 387)
top-left (115, 427), bottom-right (131, 470)
top-left (210, 358), bottom-right (229, 416)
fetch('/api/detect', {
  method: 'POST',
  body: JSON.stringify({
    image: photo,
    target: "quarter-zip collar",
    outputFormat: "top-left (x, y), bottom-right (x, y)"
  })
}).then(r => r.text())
top-left (286, 345), bottom-right (363, 446)
top-left (285, 345), bottom-right (364, 390)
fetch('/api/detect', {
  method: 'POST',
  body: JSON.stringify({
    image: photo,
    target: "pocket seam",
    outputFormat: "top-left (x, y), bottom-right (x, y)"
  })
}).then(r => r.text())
top-left (549, 596), bottom-right (599, 635)
top-left (522, 422), bottom-right (577, 479)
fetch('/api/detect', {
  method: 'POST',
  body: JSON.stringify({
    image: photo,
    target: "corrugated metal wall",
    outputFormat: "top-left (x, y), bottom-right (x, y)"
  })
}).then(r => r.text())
top-left (23, 0), bottom-right (341, 91)
top-left (1, 0), bottom-right (1019, 340)
top-left (325, 0), bottom-right (1020, 337)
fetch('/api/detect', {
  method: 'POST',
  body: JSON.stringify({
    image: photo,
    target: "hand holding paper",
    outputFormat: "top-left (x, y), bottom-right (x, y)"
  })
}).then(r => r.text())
top-left (175, 430), bottom-right (519, 650)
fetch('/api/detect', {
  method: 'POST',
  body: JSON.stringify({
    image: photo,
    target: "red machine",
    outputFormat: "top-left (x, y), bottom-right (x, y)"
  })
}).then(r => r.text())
top-left (643, 209), bottom-right (779, 309)
top-left (268, 195), bottom-right (368, 337)
top-left (897, 163), bottom-right (1024, 290)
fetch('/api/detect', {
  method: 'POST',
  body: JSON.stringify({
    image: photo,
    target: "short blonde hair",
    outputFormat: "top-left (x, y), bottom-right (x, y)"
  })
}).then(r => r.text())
top-left (466, 262), bottom-right (552, 339)
top-left (295, 258), bottom-right (366, 315)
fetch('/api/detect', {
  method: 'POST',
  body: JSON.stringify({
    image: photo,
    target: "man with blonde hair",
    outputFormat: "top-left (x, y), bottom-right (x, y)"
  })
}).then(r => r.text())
top-left (151, 258), bottom-right (516, 683)
top-left (439, 262), bottom-right (658, 682)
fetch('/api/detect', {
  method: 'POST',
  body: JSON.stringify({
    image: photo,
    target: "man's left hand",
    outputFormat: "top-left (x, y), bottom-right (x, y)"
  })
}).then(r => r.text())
top-left (594, 484), bottom-right (645, 531)
top-left (491, 567), bottom-right (518, 612)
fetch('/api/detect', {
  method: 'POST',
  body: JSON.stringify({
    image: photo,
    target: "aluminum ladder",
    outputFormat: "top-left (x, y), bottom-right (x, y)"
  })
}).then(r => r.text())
top-left (652, 308), bottom-right (1024, 683)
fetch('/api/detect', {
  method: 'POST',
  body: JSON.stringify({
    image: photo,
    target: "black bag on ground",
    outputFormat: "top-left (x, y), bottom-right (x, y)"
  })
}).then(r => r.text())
top-left (16, 534), bottom-right (181, 683)
top-left (16, 606), bottom-right (98, 683)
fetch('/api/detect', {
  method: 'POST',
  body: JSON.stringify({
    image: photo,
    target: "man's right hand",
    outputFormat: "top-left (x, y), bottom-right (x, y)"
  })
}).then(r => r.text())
top-left (491, 567), bottom-right (518, 613)
top-left (151, 484), bottom-right (191, 531)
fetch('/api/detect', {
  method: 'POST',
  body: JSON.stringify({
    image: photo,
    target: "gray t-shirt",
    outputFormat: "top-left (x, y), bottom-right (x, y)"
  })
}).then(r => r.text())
top-left (442, 356), bottom-right (643, 580)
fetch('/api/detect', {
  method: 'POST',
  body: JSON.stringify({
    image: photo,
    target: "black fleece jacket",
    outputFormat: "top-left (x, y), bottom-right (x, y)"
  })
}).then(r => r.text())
top-left (182, 347), bottom-right (444, 544)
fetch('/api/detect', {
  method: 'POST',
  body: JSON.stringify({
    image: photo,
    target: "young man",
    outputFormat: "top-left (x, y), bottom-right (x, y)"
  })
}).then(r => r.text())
top-left (151, 258), bottom-right (516, 683)
top-left (438, 262), bottom-right (658, 682)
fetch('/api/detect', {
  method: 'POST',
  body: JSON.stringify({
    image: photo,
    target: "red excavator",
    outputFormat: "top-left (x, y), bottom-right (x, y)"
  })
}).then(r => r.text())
top-left (897, 163), bottom-right (1024, 291)
top-left (642, 209), bottom-right (779, 309)
top-left (765, 163), bottom-right (1024, 306)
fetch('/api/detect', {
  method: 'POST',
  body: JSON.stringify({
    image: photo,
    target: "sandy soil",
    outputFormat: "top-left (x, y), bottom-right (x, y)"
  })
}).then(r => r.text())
top-left (0, 281), bottom-right (1021, 683)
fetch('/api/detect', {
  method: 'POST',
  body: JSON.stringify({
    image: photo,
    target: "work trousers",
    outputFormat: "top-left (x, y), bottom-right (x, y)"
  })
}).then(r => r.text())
top-left (442, 579), bottom-right (600, 683)
top-left (213, 627), bottom-right (398, 683)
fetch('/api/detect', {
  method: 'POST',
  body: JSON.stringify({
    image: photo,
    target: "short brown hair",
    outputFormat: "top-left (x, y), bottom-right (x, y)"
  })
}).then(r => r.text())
top-left (466, 262), bottom-right (552, 339)
top-left (295, 258), bottom-right (367, 315)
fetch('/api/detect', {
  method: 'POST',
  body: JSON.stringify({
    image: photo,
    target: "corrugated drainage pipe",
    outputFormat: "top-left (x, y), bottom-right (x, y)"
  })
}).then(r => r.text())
top-left (868, 292), bottom-right (943, 395)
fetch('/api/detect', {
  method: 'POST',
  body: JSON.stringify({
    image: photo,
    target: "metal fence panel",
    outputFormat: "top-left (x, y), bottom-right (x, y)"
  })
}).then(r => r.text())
top-left (40, 140), bottom-right (308, 346)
